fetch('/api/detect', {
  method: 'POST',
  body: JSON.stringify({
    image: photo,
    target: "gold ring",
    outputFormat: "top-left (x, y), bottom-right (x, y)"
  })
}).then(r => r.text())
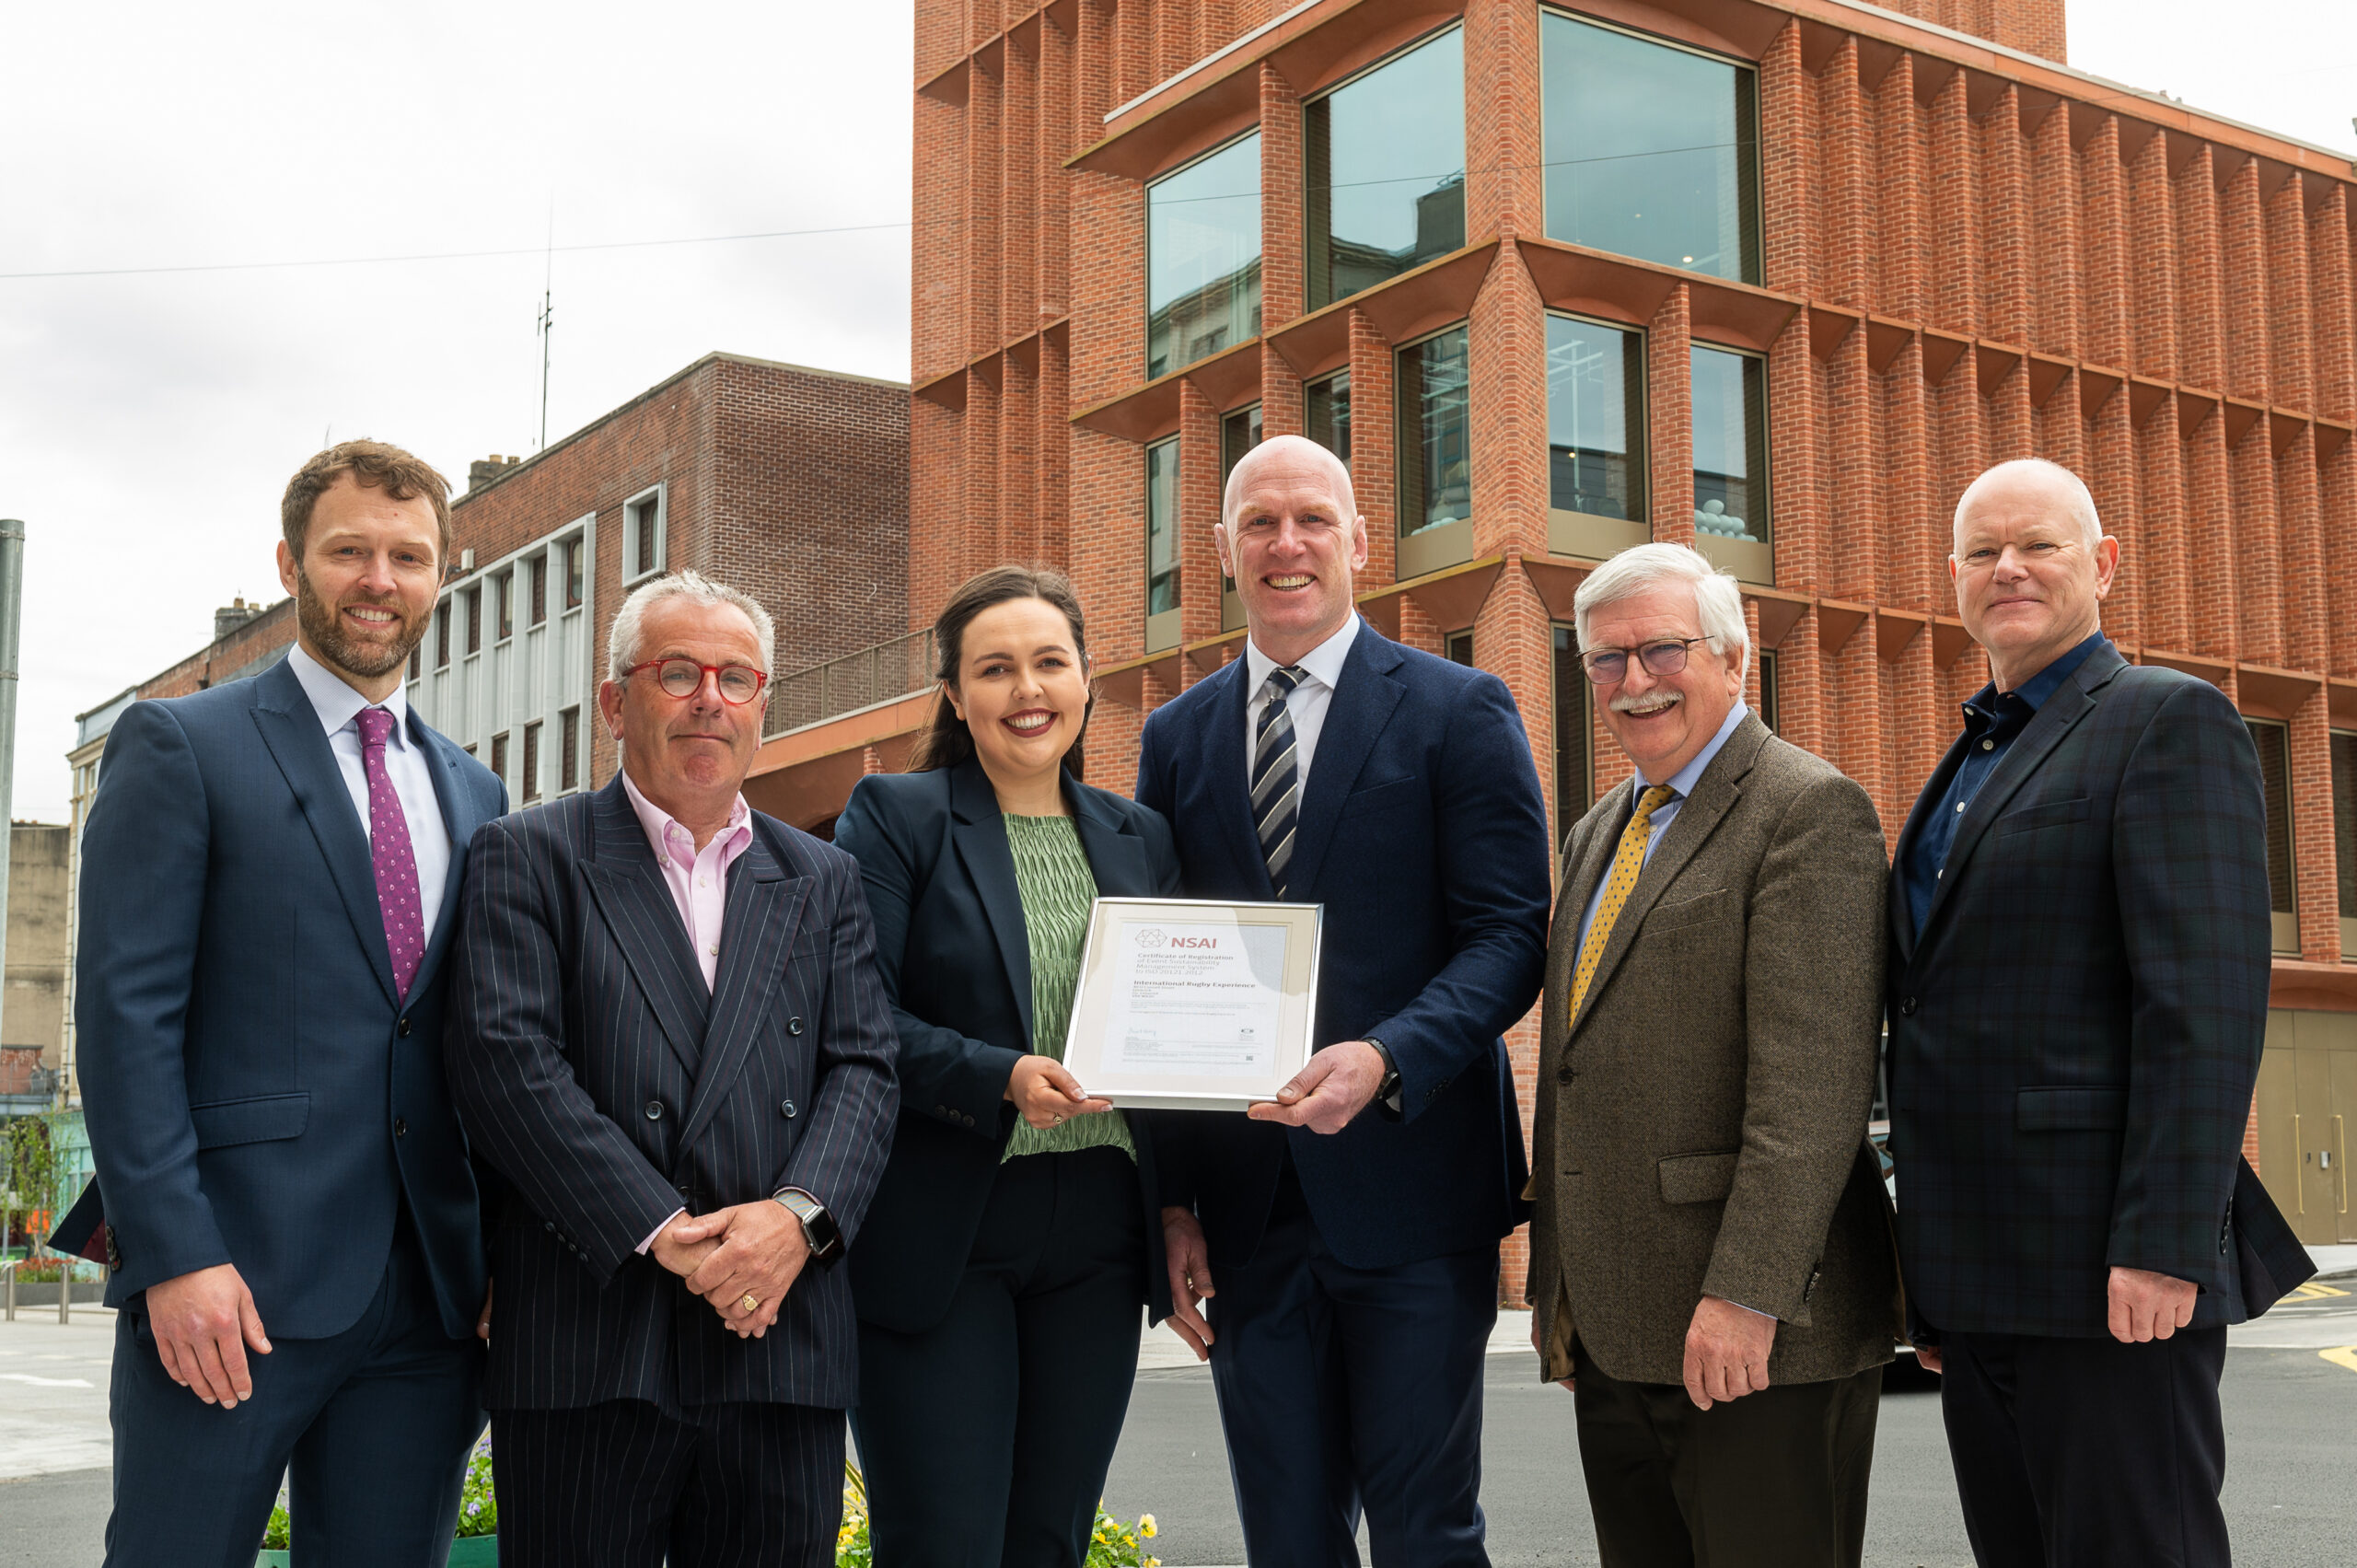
top-left (1052, 1113), bottom-right (1065, 1124)
top-left (739, 1293), bottom-right (761, 1314)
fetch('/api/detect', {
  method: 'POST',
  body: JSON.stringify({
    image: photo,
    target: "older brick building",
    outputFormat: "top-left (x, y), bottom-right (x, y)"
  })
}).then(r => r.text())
top-left (760, 0), bottom-right (2356, 1281)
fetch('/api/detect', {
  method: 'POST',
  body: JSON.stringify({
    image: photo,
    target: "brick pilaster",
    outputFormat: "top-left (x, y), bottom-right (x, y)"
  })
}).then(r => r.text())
top-left (1470, 241), bottom-right (1551, 558)
top-left (2223, 158), bottom-right (2270, 402)
top-left (1349, 308), bottom-right (1399, 587)
top-left (1650, 285), bottom-right (1695, 545)
top-left (2082, 118), bottom-right (2131, 370)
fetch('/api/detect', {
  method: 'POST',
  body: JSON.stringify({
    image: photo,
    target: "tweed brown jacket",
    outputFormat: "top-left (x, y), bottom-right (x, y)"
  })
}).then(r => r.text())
top-left (1529, 713), bottom-right (1900, 1388)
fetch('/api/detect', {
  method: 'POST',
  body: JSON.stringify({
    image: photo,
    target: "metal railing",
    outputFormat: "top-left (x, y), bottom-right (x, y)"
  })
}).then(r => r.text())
top-left (764, 630), bottom-right (936, 738)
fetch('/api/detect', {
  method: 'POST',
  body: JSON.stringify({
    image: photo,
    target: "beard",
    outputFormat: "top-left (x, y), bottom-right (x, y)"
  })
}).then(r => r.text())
top-left (296, 569), bottom-right (430, 680)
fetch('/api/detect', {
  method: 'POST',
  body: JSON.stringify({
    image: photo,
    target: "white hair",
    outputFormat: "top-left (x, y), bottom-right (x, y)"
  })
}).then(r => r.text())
top-left (1953, 458), bottom-right (2102, 549)
top-left (606, 569), bottom-right (776, 683)
top-left (1573, 542), bottom-right (1750, 679)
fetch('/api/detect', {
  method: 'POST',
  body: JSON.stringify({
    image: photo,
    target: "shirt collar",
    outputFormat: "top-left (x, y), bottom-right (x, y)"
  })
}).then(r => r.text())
top-left (1648, 701), bottom-right (1750, 798)
top-left (1246, 614), bottom-right (1362, 695)
top-left (620, 766), bottom-right (751, 870)
top-left (1963, 629), bottom-right (2109, 727)
top-left (285, 642), bottom-right (411, 747)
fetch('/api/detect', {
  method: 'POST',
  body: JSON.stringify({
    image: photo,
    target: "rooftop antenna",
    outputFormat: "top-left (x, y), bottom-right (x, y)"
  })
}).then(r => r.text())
top-left (536, 199), bottom-right (554, 451)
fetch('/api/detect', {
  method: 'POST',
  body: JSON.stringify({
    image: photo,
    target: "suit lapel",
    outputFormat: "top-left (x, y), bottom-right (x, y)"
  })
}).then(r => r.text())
top-left (949, 760), bottom-right (1036, 1043)
top-left (1914, 645), bottom-right (2122, 945)
top-left (409, 717), bottom-right (486, 997)
top-left (1068, 781), bottom-right (1150, 898)
top-left (1570, 717), bottom-right (1766, 1039)
top-left (678, 824), bottom-right (809, 1152)
top-left (1889, 731), bottom-right (1970, 967)
top-left (1547, 778), bottom-right (1630, 1041)
top-left (1197, 658), bottom-right (1272, 899)
top-left (580, 779), bottom-right (713, 1074)
top-left (248, 660), bottom-right (399, 1010)
top-left (1285, 624), bottom-right (1406, 898)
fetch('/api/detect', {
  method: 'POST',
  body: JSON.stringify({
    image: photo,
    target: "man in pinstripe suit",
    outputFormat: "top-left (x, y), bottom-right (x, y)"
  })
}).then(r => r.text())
top-left (449, 571), bottom-right (898, 1568)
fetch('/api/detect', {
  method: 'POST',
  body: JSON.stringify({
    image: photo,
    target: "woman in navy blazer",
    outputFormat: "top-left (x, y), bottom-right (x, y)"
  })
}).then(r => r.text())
top-left (832, 565), bottom-right (1180, 1568)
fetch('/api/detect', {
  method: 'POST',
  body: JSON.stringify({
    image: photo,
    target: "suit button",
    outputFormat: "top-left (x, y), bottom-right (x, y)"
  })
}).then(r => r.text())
top-left (645, 1100), bottom-right (665, 1121)
top-left (543, 1221), bottom-right (556, 1233)
top-left (679, 1185), bottom-right (692, 1200)
top-left (1557, 1066), bottom-right (1573, 1085)
top-left (781, 1099), bottom-right (797, 1119)
top-left (397, 1017), bottom-right (412, 1038)
top-left (788, 1016), bottom-right (805, 1036)
top-left (393, 1118), bottom-right (408, 1137)
top-left (1898, 997), bottom-right (1918, 1016)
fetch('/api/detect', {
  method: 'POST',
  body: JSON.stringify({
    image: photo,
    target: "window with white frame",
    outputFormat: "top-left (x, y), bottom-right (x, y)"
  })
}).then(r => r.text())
top-left (623, 485), bottom-right (666, 582)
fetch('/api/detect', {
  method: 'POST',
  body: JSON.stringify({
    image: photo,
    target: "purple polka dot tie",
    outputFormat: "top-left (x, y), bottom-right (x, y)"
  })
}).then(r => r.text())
top-left (356, 708), bottom-right (424, 999)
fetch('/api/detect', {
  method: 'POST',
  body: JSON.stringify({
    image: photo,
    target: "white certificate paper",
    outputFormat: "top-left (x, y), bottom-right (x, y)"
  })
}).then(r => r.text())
top-left (1062, 899), bottom-right (1321, 1112)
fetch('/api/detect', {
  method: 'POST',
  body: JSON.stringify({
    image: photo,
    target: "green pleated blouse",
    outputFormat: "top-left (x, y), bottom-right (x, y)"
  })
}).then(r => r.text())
top-left (1001, 812), bottom-right (1136, 1164)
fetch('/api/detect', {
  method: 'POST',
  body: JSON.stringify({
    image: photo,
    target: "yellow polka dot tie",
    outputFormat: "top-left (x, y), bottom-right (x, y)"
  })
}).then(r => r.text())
top-left (1569, 784), bottom-right (1678, 1023)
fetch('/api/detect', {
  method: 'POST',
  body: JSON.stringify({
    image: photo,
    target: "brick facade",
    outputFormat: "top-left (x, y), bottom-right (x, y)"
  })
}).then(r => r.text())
top-left (902, 0), bottom-right (2357, 1295)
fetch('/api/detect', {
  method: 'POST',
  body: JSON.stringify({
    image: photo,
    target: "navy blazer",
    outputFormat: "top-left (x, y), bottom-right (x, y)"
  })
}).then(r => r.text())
top-left (69, 656), bottom-right (505, 1340)
top-left (1888, 641), bottom-right (2312, 1339)
top-left (832, 760), bottom-right (1182, 1333)
top-left (1135, 621), bottom-right (1552, 1272)
top-left (447, 780), bottom-right (900, 1411)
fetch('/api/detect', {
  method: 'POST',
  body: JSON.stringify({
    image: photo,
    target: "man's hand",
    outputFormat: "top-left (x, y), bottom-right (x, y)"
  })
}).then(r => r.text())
top-left (1006, 1054), bottom-right (1112, 1131)
top-left (477, 1281), bottom-right (494, 1342)
top-left (1162, 1206), bottom-right (1215, 1361)
top-left (2107, 1266), bottom-right (2197, 1344)
top-left (144, 1263), bottom-right (271, 1408)
top-left (649, 1214), bottom-right (720, 1281)
top-left (1682, 1295), bottom-right (1775, 1411)
top-left (676, 1202), bottom-right (812, 1339)
top-left (1911, 1343), bottom-right (1943, 1376)
top-left (1246, 1040), bottom-right (1386, 1134)
top-left (1529, 1311), bottom-right (1575, 1391)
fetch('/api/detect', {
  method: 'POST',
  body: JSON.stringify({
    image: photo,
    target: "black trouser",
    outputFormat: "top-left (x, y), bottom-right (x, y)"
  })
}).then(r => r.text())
top-left (104, 1209), bottom-right (482, 1568)
top-left (493, 1398), bottom-right (845, 1568)
top-left (1939, 1327), bottom-right (2229, 1568)
top-left (853, 1145), bottom-right (1146, 1568)
top-left (1571, 1340), bottom-right (1882, 1568)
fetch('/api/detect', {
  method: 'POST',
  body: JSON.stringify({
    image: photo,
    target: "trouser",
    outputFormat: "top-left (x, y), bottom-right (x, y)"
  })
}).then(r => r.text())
top-left (1205, 1161), bottom-right (1498, 1568)
top-left (853, 1145), bottom-right (1146, 1568)
top-left (1938, 1327), bottom-right (2229, 1568)
top-left (493, 1398), bottom-right (846, 1568)
top-left (104, 1212), bottom-right (483, 1568)
top-left (1570, 1340), bottom-right (1882, 1568)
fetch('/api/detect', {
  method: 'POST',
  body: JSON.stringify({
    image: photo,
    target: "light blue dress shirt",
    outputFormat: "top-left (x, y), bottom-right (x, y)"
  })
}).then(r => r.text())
top-left (1573, 702), bottom-right (1750, 960)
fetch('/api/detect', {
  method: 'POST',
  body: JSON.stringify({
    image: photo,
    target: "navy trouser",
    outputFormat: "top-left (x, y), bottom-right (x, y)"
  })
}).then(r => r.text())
top-left (104, 1215), bottom-right (483, 1568)
top-left (1939, 1327), bottom-right (2229, 1568)
top-left (1205, 1164), bottom-right (1497, 1568)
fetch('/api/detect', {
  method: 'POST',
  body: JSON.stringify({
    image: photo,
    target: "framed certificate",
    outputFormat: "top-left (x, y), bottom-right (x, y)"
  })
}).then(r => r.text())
top-left (1059, 897), bottom-right (1323, 1113)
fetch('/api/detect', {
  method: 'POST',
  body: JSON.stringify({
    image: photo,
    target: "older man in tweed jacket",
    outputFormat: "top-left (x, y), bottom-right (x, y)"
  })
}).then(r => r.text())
top-left (449, 572), bottom-right (897, 1568)
top-left (1531, 543), bottom-right (1898, 1568)
top-left (1888, 459), bottom-right (2310, 1568)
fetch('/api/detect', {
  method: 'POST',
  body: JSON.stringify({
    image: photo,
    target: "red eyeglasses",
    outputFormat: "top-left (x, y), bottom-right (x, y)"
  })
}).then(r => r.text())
top-left (621, 658), bottom-right (769, 705)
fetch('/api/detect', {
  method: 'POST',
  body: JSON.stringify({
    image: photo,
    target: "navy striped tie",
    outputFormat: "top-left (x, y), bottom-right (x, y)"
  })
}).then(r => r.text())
top-left (1252, 666), bottom-right (1304, 896)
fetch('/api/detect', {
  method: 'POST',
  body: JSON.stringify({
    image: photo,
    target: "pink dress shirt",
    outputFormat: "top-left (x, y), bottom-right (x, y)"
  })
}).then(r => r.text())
top-left (621, 771), bottom-right (754, 1252)
top-left (621, 770), bottom-right (754, 991)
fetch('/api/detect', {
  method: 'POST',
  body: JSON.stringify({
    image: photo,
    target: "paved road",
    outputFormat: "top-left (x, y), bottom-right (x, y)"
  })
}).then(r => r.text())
top-left (5, 1292), bottom-right (2351, 1566)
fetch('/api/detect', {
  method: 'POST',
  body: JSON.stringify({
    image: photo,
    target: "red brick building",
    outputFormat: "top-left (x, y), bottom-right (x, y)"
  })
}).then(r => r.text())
top-left (746, 0), bottom-right (2357, 1278)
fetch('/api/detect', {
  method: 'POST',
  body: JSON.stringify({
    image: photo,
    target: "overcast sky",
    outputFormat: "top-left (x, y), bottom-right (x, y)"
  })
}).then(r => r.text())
top-left (0, 0), bottom-right (2348, 821)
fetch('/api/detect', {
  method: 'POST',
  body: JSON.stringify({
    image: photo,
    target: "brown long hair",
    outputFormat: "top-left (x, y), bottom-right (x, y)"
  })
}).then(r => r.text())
top-left (907, 565), bottom-right (1093, 776)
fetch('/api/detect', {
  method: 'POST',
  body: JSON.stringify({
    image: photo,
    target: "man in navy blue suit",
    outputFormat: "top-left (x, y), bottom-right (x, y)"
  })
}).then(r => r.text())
top-left (1136, 434), bottom-right (1551, 1567)
top-left (70, 442), bottom-right (505, 1567)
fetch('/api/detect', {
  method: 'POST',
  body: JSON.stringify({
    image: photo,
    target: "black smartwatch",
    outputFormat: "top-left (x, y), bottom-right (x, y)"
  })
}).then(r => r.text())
top-left (772, 1188), bottom-right (844, 1267)
top-left (1364, 1037), bottom-right (1403, 1107)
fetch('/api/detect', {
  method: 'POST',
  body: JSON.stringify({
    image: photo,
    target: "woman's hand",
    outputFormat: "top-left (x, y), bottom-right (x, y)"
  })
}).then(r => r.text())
top-left (1005, 1054), bottom-right (1112, 1130)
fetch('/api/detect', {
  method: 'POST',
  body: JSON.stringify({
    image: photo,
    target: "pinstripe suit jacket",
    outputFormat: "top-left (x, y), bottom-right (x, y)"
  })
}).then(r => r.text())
top-left (1888, 641), bottom-right (2312, 1340)
top-left (448, 777), bottom-right (899, 1411)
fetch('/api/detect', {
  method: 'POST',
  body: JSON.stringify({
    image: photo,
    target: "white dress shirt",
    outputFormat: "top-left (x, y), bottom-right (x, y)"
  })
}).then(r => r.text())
top-left (1241, 614), bottom-right (1363, 792)
top-left (285, 643), bottom-right (451, 946)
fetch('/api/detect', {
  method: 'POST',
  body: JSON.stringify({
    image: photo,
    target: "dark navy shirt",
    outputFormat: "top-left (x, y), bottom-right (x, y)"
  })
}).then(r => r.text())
top-left (1902, 630), bottom-right (2109, 938)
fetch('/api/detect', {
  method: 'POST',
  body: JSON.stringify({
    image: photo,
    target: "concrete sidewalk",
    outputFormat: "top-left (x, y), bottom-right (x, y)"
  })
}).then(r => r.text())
top-left (0, 1312), bottom-right (114, 1481)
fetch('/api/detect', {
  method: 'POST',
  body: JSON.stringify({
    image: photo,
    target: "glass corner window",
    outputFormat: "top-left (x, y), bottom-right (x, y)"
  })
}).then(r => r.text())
top-left (1306, 370), bottom-right (1353, 468)
top-left (1306, 27), bottom-right (1467, 311)
top-left (1148, 133), bottom-right (1263, 380)
top-left (1541, 11), bottom-right (1759, 285)
top-left (1397, 325), bottom-right (1472, 540)
top-left (1690, 344), bottom-right (1766, 547)
top-left (1547, 316), bottom-right (1643, 522)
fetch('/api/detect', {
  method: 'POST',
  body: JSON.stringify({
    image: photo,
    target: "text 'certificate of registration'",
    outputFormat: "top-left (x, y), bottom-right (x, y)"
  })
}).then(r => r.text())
top-left (1062, 898), bottom-right (1322, 1112)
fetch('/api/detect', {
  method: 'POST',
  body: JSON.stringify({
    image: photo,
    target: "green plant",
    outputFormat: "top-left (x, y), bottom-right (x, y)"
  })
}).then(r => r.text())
top-left (257, 1438), bottom-right (495, 1551)
top-left (832, 1465), bottom-right (1159, 1568)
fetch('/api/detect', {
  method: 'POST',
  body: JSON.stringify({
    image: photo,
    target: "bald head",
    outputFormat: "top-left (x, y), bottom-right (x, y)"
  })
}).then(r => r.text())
top-left (1218, 432), bottom-right (1369, 666)
top-left (1953, 458), bottom-right (2101, 551)
top-left (1224, 434), bottom-right (1357, 529)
